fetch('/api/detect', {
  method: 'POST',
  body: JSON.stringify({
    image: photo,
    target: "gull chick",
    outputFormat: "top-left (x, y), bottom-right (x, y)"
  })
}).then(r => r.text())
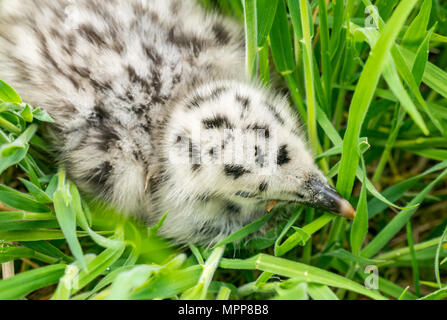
top-left (0, 0), bottom-right (355, 245)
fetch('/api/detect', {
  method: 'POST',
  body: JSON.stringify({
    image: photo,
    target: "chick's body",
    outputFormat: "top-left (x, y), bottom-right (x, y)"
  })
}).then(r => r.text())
top-left (0, 0), bottom-right (352, 245)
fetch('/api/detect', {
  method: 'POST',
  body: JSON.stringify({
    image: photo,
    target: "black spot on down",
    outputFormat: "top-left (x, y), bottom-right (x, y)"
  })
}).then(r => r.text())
top-left (259, 182), bottom-right (268, 192)
top-left (236, 191), bottom-right (256, 199)
top-left (202, 115), bottom-right (233, 129)
top-left (88, 161), bottom-right (114, 195)
top-left (224, 201), bottom-right (241, 214)
top-left (224, 165), bottom-right (251, 179)
top-left (212, 23), bottom-right (231, 45)
top-left (236, 94), bottom-right (250, 110)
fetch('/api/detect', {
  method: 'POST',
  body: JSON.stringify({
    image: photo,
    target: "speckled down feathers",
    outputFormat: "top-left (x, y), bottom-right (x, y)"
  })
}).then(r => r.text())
top-left (0, 0), bottom-right (327, 245)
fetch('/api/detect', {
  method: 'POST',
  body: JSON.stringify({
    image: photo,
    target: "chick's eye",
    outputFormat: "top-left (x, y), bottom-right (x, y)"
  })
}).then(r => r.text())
top-left (277, 144), bottom-right (290, 166)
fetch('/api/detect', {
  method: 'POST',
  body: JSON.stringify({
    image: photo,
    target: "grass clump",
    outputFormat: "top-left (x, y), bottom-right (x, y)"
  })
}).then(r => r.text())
top-left (1, 0), bottom-right (447, 300)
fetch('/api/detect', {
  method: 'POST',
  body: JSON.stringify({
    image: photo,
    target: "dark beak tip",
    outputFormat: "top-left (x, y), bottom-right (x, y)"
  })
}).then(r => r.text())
top-left (305, 179), bottom-right (356, 220)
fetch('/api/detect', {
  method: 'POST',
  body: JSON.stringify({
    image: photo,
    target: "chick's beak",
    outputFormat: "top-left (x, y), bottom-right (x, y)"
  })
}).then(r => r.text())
top-left (306, 180), bottom-right (356, 220)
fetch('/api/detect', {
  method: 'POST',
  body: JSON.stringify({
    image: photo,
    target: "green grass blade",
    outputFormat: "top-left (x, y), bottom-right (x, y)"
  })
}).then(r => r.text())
top-left (412, 26), bottom-right (435, 85)
top-left (400, 46), bottom-right (447, 100)
top-left (74, 244), bottom-right (126, 293)
top-left (270, 0), bottom-right (296, 76)
top-left (19, 178), bottom-right (52, 204)
top-left (182, 245), bottom-right (225, 300)
top-left (434, 224), bottom-right (447, 288)
top-left (130, 265), bottom-right (203, 300)
top-left (324, 248), bottom-right (385, 265)
top-left (0, 264), bottom-right (66, 300)
top-left (87, 265), bottom-right (136, 297)
top-left (53, 170), bottom-right (86, 270)
top-left (297, 0), bottom-right (319, 154)
top-left (337, 0), bottom-right (419, 198)
top-left (0, 189), bottom-right (51, 213)
top-left (107, 265), bottom-right (161, 300)
top-left (69, 182), bottom-right (123, 249)
top-left (419, 286), bottom-right (447, 300)
top-left (216, 285), bottom-right (232, 300)
top-left (21, 241), bottom-right (73, 263)
top-left (270, 0), bottom-right (307, 118)
top-left (256, 0), bottom-right (278, 47)
top-left (362, 168), bottom-right (447, 258)
top-left (52, 264), bottom-right (82, 300)
top-left (307, 283), bottom-right (339, 300)
top-left (213, 209), bottom-right (275, 248)
top-left (402, 0), bottom-right (432, 52)
top-left (0, 229), bottom-right (93, 241)
top-left (406, 220), bottom-right (420, 296)
top-left (0, 246), bottom-right (35, 263)
top-left (350, 158), bottom-right (368, 256)
top-left (271, 281), bottom-right (308, 300)
top-left (220, 254), bottom-right (387, 300)
top-left (0, 124), bottom-right (38, 174)
top-left (368, 160), bottom-right (447, 217)
top-left (243, 0), bottom-right (258, 78)
top-left (317, 0), bottom-right (332, 110)
top-left (0, 80), bottom-right (22, 104)
top-left (274, 208), bottom-right (303, 256)
top-left (0, 211), bottom-right (54, 223)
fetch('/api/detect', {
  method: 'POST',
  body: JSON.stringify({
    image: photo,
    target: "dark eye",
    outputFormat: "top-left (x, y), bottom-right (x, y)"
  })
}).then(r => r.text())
top-left (277, 144), bottom-right (290, 165)
top-left (295, 192), bottom-right (305, 199)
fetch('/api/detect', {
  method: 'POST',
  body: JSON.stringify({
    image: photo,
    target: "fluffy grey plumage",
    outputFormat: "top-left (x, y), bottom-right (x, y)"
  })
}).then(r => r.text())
top-left (0, 0), bottom-right (354, 245)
